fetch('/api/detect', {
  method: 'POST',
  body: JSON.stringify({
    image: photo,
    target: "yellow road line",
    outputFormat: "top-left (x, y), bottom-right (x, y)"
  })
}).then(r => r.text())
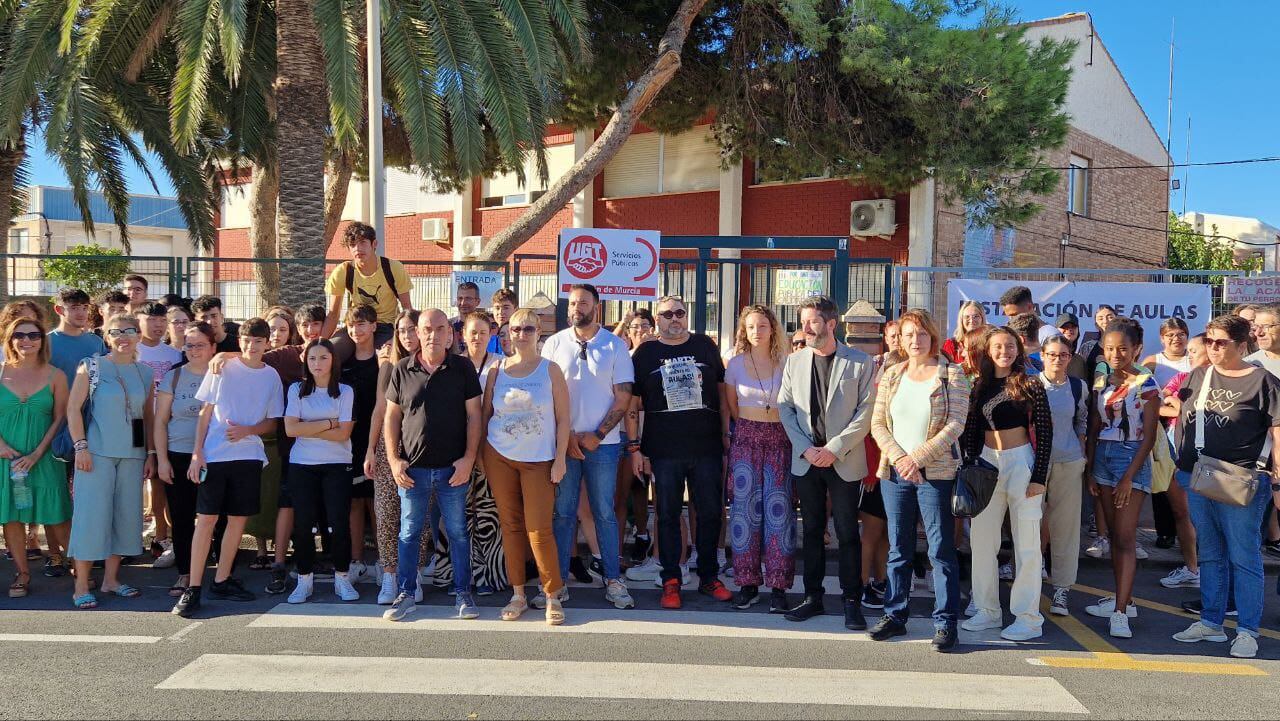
top-left (1071, 582), bottom-right (1280, 642)
top-left (1036, 593), bottom-right (1268, 676)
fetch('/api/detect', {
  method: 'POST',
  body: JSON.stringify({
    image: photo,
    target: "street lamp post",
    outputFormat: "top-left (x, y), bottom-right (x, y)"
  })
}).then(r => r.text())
top-left (367, 0), bottom-right (386, 254)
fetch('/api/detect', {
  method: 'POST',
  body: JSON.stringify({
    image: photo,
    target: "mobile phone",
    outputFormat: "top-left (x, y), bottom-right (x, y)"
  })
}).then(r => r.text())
top-left (199, 466), bottom-right (208, 482)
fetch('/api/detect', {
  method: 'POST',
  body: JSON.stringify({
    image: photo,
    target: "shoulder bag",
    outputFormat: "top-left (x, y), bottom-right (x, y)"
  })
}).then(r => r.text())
top-left (948, 369), bottom-right (999, 518)
top-left (53, 355), bottom-right (99, 462)
top-left (1188, 366), bottom-right (1265, 507)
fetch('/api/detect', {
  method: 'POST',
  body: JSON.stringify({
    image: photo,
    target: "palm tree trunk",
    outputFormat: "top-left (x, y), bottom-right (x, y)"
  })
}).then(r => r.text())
top-left (477, 0), bottom-right (709, 262)
top-left (323, 150), bottom-right (354, 247)
top-left (249, 159), bottom-right (280, 313)
top-left (0, 126), bottom-right (25, 302)
top-left (274, 0), bottom-right (329, 308)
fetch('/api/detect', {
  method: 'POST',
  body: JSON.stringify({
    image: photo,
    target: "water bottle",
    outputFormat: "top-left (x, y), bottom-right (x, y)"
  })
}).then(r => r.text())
top-left (11, 466), bottom-right (32, 511)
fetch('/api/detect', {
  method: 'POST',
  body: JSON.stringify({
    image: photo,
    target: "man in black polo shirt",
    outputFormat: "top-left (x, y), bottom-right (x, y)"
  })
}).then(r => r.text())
top-left (382, 308), bottom-right (482, 622)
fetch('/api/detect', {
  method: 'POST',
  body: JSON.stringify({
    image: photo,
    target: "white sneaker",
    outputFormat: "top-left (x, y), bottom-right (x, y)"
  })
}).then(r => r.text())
top-left (1135, 544), bottom-right (1148, 560)
top-left (414, 584), bottom-right (423, 603)
top-left (531, 586), bottom-right (568, 609)
top-left (1173, 621), bottom-right (1228, 643)
top-left (153, 538), bottom-right (175, 569)
top-left (288, 574), bottom-right (314, 604)
top-left (1085, 537), bottom-right (1110, 559)
top-left (964, 598), bottom-right (979, 617)
top-left (334, 573), bottom-right (359, 602)
top-left (1230, 634), bottom-right (1259, 658)
top-left (1085, 596), bottom-right (1138, 618)
top-left (1160, 566), bottom-right (1200, 589)
top-left (998, 563), bottom-right (1014, 581)
top-left (348, 561), bottom-right (369, 584)
top-left (605, 579), bottom-right (635, 609)
top-left (377, 572), bottom-right (398, 605)
top-left (625, 557), bottom-right (662, 582)
top-left (417, 565), bottom-right (434, 588)
top-left (961, 609), bottom-right (1004, 632)
top-left (1109, 612), bottom-right (1132, 639)
top-left (652, 565), bottom-right (695, 588)
top-left (1049, 587), bottom-right (1070, 616)
top-left (1000, 620), bottom-right (1043, 641)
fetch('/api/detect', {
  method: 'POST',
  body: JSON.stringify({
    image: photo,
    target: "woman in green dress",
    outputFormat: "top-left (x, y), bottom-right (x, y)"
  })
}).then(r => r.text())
top-left (0, 317), bottom-right (71, 598)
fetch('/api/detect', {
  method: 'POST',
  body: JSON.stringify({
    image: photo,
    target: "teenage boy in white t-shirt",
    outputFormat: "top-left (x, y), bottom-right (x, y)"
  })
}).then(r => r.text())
top-left (173, 319), bottom-right (284, 618)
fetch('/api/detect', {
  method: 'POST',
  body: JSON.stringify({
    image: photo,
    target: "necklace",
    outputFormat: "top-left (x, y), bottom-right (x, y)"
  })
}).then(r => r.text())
top-left (747, 352), bottom-right (775, 412)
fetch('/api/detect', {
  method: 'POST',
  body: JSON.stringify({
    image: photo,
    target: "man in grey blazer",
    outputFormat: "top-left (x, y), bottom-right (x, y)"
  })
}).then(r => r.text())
top-left (778, 295), bottom-right (878, 630)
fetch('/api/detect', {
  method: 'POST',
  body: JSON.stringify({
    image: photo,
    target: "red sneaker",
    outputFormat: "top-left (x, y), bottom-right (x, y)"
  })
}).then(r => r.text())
top-left (699, 579), bottom-right (733, 602)
top-left (660, 578), bottom-right (682, 609)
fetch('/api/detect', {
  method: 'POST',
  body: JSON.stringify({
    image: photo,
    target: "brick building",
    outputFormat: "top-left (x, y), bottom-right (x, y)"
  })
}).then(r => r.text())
top-left (213, 11), bottom-right (1168, 329)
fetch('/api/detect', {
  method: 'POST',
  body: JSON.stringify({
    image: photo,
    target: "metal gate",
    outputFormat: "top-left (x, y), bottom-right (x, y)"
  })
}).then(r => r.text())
top-left (1, 252), bottom-right (181, 300)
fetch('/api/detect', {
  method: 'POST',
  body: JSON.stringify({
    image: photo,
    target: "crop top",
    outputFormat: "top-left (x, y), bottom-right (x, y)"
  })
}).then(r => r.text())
top-left (961, 374), bottom-right (1054, 487)
top-left (725, 353), bottom-right (783, 411)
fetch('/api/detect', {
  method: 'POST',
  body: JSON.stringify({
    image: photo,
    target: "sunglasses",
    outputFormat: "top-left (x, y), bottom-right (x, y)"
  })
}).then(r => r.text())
top-left (510, 325), bottom-right (538, 335)
top-left (107, 328), bottom-right (140, 338)
top-left (792, 340), bottom-right (806, 348)
top-left (10, 331), bottom-right (43, 342)
top-left (657, 309), bottom-right (687, 320)
top-left (1204, 337), bottom-right (1238, 349)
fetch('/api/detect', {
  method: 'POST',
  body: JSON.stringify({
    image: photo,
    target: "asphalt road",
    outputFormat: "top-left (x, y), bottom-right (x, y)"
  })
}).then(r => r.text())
top-left (1, 549), bottom-right (1278, 720)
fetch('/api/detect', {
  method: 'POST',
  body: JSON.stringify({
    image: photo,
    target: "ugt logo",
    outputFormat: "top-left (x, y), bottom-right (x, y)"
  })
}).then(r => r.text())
top-left (563, 235), bottom-right (607, 279)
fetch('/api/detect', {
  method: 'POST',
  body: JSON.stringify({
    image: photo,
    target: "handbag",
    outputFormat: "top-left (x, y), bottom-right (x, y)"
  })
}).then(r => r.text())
top-left (1188, 366), bottom-right (1265, 507)
top-left (952, 456), bottom-right (999, 518)
top-left (52, 355), bottom-right (99, 462)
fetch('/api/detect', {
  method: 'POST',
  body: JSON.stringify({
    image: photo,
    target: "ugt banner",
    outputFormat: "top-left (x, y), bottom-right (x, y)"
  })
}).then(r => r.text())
top-left (945, 279), bottom-right (1212, 345)
top-left (558, 228), bottom-right (661, 301)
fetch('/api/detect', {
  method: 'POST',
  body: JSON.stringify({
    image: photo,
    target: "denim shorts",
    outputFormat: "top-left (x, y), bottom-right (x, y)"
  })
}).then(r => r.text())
top-left (1092, 439), bottom-right (1153, 493)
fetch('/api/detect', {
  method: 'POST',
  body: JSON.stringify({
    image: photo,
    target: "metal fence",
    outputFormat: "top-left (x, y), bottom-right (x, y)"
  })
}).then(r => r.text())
top-left (2, 253), bottom-right (181, 300)
top-left (889, 266), bottom-right (1248, 326)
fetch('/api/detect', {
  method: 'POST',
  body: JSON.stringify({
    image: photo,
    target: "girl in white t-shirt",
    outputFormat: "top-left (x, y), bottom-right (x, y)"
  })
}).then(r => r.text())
top-left (283, 339), bottom-right (356, 604)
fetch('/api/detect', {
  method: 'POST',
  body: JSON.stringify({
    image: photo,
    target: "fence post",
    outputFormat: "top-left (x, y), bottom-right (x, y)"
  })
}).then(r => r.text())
top-left (830, 247), bottom-right (849, 311)
top-left (693, 248), bottom-right (711, 335)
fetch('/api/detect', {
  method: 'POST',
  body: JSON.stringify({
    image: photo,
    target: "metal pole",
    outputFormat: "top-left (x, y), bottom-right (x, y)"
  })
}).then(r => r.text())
top-left (366, 0), bottom-right (386, 254)
top-left (1164, 19), bottom-right (1174, 255)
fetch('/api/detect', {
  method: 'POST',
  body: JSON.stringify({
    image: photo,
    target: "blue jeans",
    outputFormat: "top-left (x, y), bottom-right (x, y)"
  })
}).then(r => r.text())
top-left (652, 455), bottom-right (724, 585)
top-left (553, 443), bottom-right (623, 583)
top-left (398, 466), bottom-right (471, 595)
top-left (882, 472), bottom-right (961, 629)
top-left (1177, 469), bottom-right (1268, 636)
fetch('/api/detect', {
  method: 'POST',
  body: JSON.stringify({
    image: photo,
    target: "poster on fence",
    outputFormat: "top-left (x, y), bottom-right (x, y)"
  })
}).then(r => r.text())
top-left (774, 270), bottom-right (826, 305)
top-left (946, 279), bottom-right (1213, 345)
top-left (558, 228), bottom-right (661, 301)
top-left (1224, 276), bottom-right (1280, 304)
top-left (451, 270), bottom-right (504, 305)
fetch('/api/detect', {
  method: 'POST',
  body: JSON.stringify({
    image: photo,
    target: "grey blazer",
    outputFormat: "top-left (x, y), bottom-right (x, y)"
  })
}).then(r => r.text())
top-left (778, 343), bottom-right (878, 483)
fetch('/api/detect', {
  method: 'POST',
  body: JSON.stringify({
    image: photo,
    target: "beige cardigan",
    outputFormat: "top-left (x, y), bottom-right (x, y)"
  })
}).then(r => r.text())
top-left (870, 358), bottom-right (971, 481)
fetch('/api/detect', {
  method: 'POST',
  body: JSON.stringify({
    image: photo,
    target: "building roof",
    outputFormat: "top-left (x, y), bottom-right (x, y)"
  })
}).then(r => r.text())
top-left (23, 185), bottom-right (189, 231)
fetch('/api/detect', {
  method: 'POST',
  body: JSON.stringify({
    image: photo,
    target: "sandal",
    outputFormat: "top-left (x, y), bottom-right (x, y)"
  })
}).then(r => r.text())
top-left (72, 592), bottom-right (97, 609)
top-left (169, 576), bottom-right (190, 598)
top-left (9, 572), bottom-right (30, 599)
top-left (545, 597), bottom-right (565, 626)
top-left (103, 583), bottom-right (142, 599)
top-left (248, 555), bottom-right (271, 571)
top-left (501, 595), bottom-right (529, 621)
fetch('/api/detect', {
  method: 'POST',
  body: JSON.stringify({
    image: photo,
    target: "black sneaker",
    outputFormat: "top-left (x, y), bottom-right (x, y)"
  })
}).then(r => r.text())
top-left (861, 578), bottom-right (886, 610)
top-left (1154, 535), bottom-right (1176, 550)
top-left (768, 589), bottom-right (789, 614)
top-left (265, 564), bottom-right (288, 595)
top-left (869, 615), bottom-right (907, 641)
top-left (172, 587), bottom-right (201, 618)
top-left (568, 556), bottom-right (593, 585)
top-left (43, 555), bottom-right (67, 578)
top-left (732, 585), bottom-right (760, 610)
top-left (586, 556), bottom-right (606, 585)
top-left (1181, 599), bottom-right (1238, 617)
top-left (1264, 539), bottom-right (1280, 558)
top-left (630, 534), bottom-right (652, 565)
top-left (843, 598), bottom-right (866, 631)
top-left (209, 577), bottom-right (255, 602)
top-left (932, 626), bottom-right (958, 652)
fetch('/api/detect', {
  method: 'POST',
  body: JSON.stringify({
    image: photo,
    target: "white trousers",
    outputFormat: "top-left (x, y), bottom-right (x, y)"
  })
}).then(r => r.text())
top-left (973, 444), bottom-right (1044, 627)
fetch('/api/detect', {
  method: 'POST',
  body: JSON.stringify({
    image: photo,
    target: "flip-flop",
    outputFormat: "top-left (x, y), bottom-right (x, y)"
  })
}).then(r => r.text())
top-left (72, 593), bottom-right (98, 609)
top-left (104, 584), bottom-right (142, 599)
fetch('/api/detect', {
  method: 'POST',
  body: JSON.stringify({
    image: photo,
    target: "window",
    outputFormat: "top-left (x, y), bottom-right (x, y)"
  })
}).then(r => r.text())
top-left (481, 144), bottom-right (576, 208)
top-left (1067, 154), bottom-right (1090, 216)
top-left (219, 184), bottom-right (252, 228)
top-left (602, 127), bottom-right (720, 197)
top-left (8, 228), bottom-right (29, 254)
top-left (752, 159), bottom-right (831, 185)
top-left (385, 168), bottom-right (456, 216)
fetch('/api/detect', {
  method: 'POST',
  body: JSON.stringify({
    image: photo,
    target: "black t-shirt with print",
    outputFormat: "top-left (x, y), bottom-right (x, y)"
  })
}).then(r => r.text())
top-left (1175, 365), bottom-right (1280, 472)
top-left (632, 334), bottom-right (725, 460)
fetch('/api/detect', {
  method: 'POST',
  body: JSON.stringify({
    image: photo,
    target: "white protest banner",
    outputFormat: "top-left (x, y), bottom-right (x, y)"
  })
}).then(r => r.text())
top-left (774, 269), bottom-right (826, 305)
top-left (558, 228), bottom-right (661, 301)
top-left (451, 270), bottom-right (504, 305)
top-left (1224, 276), bottom-right (1280, 305)
top-left (946, 279), bottom-right (1212, 346)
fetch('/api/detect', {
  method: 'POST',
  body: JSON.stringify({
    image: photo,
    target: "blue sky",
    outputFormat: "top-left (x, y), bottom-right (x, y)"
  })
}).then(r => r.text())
top-left (24, 1), bottom-right (1280, 227)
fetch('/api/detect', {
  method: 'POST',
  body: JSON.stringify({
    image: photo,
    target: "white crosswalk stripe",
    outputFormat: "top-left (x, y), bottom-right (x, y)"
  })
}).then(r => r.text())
top-left (157, 653), bottom-right (1089, 714)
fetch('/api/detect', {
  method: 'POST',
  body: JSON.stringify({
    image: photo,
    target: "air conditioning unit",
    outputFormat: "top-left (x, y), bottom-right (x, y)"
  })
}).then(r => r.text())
top-left (455, 235), bottom-right (485, 261)
top-left (421, 218), bottom-right (448, 243)
top-left (850, 199), bottom-right (897, 237)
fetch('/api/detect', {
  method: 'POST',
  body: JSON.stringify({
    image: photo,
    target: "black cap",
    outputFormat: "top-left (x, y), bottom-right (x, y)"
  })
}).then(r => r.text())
top-left (1055, 312), bottom-right (1079, 328)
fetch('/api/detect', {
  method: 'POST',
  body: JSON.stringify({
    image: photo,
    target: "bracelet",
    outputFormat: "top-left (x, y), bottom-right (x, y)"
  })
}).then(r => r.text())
top-left (73, 439), bottom-right (89, 451)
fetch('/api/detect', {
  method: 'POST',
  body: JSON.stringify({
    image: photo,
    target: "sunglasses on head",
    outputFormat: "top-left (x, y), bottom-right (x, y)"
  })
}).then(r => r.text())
top-left (10, 331), bottom-right (43, 342)
top-left (658, 309), bottom-right (687, 320)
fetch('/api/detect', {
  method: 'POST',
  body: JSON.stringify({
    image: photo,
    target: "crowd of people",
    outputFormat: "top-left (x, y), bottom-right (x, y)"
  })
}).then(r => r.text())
top-left (2, 226), bottom-right (1279, 659)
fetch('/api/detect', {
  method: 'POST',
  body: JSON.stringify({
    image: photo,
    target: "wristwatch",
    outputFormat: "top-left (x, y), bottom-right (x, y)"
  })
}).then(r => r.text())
top-left (593, 429), bottom-right (607, 441)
